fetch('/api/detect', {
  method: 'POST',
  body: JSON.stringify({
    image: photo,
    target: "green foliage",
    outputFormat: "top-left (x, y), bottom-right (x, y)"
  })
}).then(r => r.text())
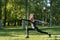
top-left (1, 0), bottom-right (60, 26)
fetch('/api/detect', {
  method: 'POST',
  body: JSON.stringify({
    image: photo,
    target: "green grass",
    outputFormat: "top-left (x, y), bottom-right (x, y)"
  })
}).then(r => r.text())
top-left (0, 35), bottom-right (60, 40)
top-left (0, 26), bottom-right (60, 40)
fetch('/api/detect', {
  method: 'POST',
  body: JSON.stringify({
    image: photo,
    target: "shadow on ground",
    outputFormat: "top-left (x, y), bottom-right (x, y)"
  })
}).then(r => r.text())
top-left (0, 28), bottom-right (60, 37)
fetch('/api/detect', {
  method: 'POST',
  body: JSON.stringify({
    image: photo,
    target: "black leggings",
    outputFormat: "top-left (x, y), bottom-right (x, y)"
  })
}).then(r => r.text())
top-left (27, 22), bottom-right (49, 35)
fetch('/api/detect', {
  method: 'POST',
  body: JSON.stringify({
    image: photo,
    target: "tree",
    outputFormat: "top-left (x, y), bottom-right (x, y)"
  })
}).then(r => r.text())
top-left (0, 0), bottom-right (2, 28)
top-left (4, 0), bottom-right (8, 26)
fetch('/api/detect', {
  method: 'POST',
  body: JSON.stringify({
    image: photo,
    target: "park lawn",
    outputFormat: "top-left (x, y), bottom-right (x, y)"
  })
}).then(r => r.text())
top-left (0, 35), bottom-right (60, 40)
top-left (0, 26), bottom-right (60, 40)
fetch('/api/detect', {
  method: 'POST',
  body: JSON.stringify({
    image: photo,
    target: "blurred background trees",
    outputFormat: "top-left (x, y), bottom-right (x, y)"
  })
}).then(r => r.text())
top-left (0, 0), bottom-right (60, 27)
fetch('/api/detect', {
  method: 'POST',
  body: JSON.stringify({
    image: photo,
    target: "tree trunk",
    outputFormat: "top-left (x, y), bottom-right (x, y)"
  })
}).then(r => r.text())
top-left (4, 0), bottom-right (8, 26)
top-left (7, 22), bottom-right (10, 26)
top-left (0, 0), bottom-right (2, 28)
top-left (14, 20), bottom-right (16, 26)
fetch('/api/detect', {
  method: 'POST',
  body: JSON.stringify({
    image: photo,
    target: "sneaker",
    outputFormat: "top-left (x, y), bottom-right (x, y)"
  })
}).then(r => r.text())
top-left (26, 36), bottom-right (29, 38)
top-left (49, 34), bottom-right (51, 37)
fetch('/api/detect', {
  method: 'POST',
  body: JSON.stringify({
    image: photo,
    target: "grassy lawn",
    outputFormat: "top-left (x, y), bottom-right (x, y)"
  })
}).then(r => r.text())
top-left (0, 35), bottom-right (60, 40)
top-left (0, 26), bottom-right (60, 40)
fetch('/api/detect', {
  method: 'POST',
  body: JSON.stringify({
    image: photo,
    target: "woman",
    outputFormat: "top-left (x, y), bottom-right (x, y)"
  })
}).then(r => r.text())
top-left (26, 13), bottom-right (51, 38)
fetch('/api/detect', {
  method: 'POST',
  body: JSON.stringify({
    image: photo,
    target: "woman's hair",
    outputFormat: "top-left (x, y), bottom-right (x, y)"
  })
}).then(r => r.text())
top-left (29, 13), bottom-right (35, 19)
top-left (30, 12), bottom-right (35, 16)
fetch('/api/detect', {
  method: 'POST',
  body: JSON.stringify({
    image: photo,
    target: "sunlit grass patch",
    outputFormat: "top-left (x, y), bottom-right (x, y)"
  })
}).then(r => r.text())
top-left (0, 35), bottom-right (60, 40)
